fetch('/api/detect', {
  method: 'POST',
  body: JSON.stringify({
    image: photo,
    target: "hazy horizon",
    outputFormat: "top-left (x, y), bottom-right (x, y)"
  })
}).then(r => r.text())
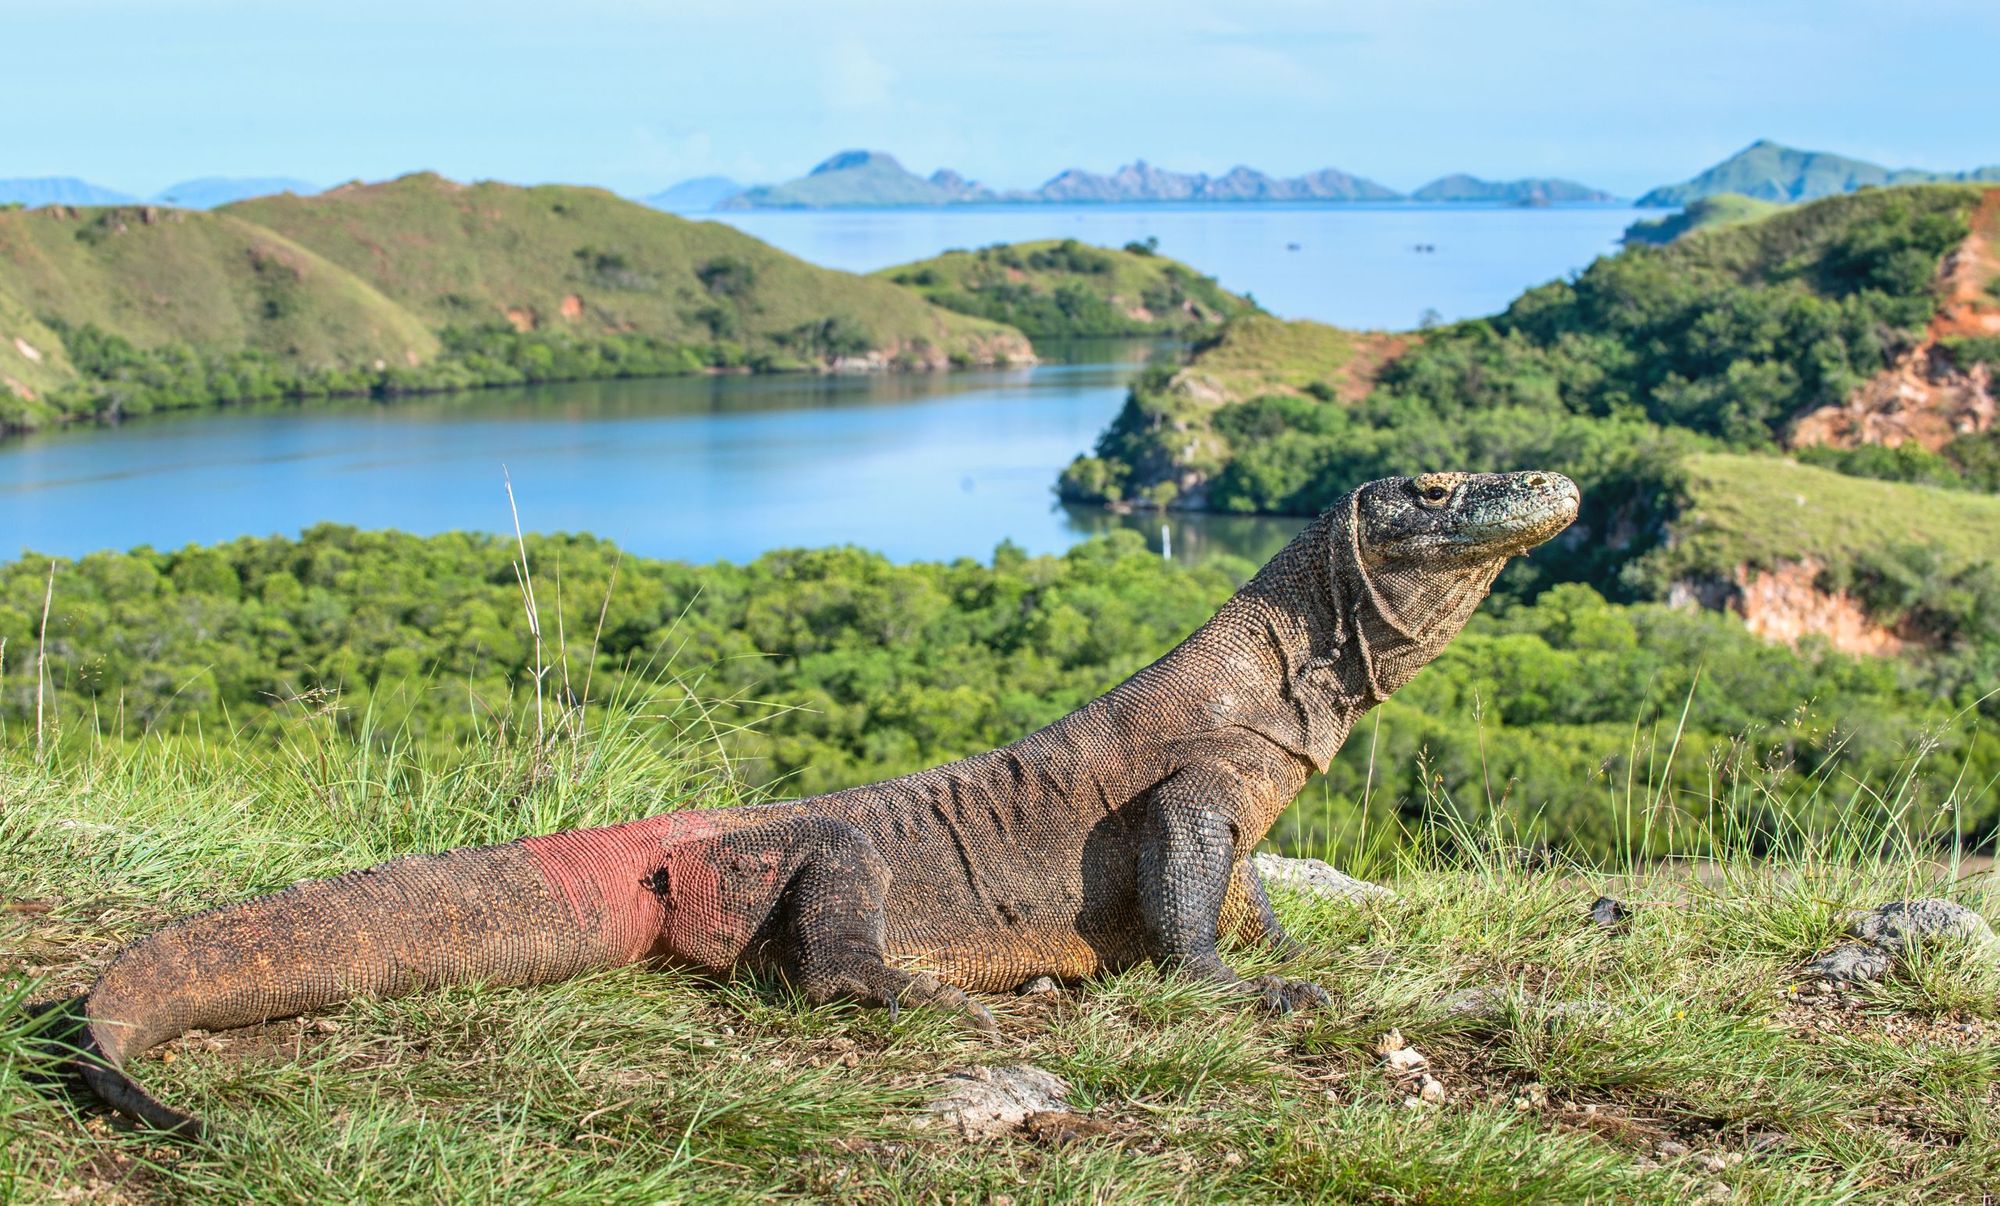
top-left (4, 0), bottom-right (1998, 199)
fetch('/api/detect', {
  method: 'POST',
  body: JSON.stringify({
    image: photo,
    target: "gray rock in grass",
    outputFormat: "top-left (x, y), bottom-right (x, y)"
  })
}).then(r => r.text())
top-left (924, 1064), bottom-right (1072, 1139)
top-left (1808, 899), bottom-right (1994, 984)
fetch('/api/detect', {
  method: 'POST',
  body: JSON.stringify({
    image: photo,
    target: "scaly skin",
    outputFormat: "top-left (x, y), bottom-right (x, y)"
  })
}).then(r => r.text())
top-left (76, 469), bottom-right (1578, 1135)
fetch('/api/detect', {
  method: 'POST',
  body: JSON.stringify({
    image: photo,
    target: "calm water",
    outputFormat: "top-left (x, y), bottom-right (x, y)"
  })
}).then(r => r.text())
top-left (1, 205), bottom-right (1646, 566)
top-left (709, 203), bottom-right (1646, 330)
top-left (0, 362), bottom-right (1302, 566)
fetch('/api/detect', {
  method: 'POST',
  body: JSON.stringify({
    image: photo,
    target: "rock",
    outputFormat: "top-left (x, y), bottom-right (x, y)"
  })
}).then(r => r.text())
top-left (1657, 1140), bottom-right (1690, 1158)
top-left (1441, 986), bottom-right (1510, 1020)
top-left (1809, 942), bottom-right (1893, 984)
top-left (924, 1064), bottom-right (1072, 1139)
top-left (1417, 1074), bottom-right (1447, 1104)
top-left (1252, 853), bottom-right (1393, 902)
top-left (1845, 899), bottom-right (1995, 954)
top-left (1017, 975), bottom-right (1060, 996)
top-left (1588, 895), bottom-right (1630, 934)
top-left (1807, 900), bottom-right (1994, 984)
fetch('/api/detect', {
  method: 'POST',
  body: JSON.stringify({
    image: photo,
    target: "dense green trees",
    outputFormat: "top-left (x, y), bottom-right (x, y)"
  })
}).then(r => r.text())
top-left (3, 529), bottom-right (1989, 861)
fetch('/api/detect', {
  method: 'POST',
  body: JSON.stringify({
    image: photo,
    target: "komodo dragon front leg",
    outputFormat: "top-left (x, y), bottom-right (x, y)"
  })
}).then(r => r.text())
top-left (1137, 748), bottom-right (1331, 1013)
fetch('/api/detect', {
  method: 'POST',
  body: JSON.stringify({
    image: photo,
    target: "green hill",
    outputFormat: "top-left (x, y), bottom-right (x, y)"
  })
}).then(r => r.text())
top-left (1060, 185), bottom-right (1996, 609)
top-left (1621, 193), bottom-right (1781, 246)
top-left (0, 175), bottom-right (1033, 437)
top-left (0, 204), bottom-right (439, 428)
top-left (1638, 139), bottom-right (2000, 207)
top-left (877, 238), bottom-right (1261, 340)
top-left (227, 173), bottom-right (1027, 365)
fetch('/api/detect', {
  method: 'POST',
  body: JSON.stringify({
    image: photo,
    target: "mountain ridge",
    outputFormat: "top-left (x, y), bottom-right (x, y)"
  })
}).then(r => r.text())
top-left (689, 149), bottom-right (1617, 210)
top-left (1640, 139), bottom-right (2000, 207)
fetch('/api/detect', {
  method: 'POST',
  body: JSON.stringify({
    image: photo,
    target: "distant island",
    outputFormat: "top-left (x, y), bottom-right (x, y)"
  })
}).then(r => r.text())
top-left (1638, 139), bottom-right (2000, 207)
top-left (0, 175), bottom-right (320, 210)
top-left (654, 150), bottom-right (1620, 211)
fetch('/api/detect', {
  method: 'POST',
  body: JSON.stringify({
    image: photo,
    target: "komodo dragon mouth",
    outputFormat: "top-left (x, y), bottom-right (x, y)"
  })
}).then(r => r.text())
top-left (64, 469), bottom-right (1578, 1139)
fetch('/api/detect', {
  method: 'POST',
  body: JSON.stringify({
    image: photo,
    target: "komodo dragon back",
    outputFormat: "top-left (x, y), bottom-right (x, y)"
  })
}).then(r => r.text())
top-left (69, 470), bottom-right (1578, 1136)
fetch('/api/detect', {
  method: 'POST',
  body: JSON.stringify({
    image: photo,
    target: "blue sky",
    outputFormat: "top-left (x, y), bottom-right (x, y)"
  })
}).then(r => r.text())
top-left (5, 0), bottom-right (1997, 198)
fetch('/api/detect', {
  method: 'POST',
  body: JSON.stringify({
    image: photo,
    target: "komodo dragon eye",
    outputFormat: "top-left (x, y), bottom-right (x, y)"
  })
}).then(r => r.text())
top-left (1422, 485), bottom-right (1448, 501)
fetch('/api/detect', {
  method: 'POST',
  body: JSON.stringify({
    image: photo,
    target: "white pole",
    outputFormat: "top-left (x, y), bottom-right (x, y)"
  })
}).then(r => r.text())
top-left (1161, 523), bottom-right (1172, 562)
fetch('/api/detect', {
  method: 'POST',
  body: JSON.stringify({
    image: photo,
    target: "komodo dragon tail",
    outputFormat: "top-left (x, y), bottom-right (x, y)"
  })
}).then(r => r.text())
top-left (80, 834), bottom-right (637, 1137)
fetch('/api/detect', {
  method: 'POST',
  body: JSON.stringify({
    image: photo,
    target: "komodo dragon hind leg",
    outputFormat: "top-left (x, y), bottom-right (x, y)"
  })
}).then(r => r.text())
top-left (1138, 770), bottom-right (1331, 1015)
top-left (727, 816), bottom-right (997, 1032)
top-left (1222, 857), bottom-right (1307, 961)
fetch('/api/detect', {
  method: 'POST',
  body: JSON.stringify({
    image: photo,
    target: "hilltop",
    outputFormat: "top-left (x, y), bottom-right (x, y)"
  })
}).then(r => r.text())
top-left (877, 238), bottom-right (1260, 340)
top-left (1639, 139), bottom-right (2000, 207)
top-left (0, 203), bottom-right (438, 428)
top-left (0, 174), bottom-right (1032, 436)
top-left (229, 173), bottom-right (1026, 363)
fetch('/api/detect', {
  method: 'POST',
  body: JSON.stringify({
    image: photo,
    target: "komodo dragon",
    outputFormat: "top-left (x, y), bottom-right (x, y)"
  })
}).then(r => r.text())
top-left (73, 469), bottom-right (1577, 1135)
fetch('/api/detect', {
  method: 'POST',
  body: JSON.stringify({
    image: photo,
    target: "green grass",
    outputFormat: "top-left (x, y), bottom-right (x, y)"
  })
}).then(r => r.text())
top-left (1622, 193), bottom-right (1784, 247)
top-left (0, 204), bottom-right (439, 420)
top-left (229, 174), bottom-right (1027, 364)
top-left (3, 714), bottom-right (1995, 1202)
top-left (877, 239), bottom-right (1259, 339)
top-left (1652, 452), bottom-right (2000, 582)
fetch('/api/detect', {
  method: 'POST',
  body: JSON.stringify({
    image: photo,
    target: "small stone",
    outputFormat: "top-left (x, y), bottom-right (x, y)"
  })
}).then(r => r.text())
top-left (1701, 1180), bottom-right (1732, 1201)
top-left (310, 1017), bottom-right (341, 1034)
top-left (1588, 895), bottom-right (1630, 934)
top-left (1657, 1140), bottom-right (1690, 1158)
top-left (1222, 1151), bottom-right (1244, 1167)
top-left (1809, 942), bottom-right (1892, 984)
top-left (1699, 1152), bottom-right (1729, 1173)
top-left (925, 1064), bottom-right (1072, 1140)
top-left (1418, 1075), bottom-right (1447, 1104)
top-left (1382, 1047), bottom-right (1429, 1076)
top-left (1375, 1029), bottom-right (1408, 1055)
top-left (1017, 976), bottom-right (1059, 997)
top-left (1846, 899), bottom-right (1995, 955)
top-left (1252, 853), bottom-right (1395, 902)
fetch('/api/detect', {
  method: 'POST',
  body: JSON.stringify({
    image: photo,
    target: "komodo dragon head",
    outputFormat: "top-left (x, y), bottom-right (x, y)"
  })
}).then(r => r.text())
top-left (1223, 468), bottom-right (1579, 773)
top-left (1328, 468), bottom-right (1578, 698)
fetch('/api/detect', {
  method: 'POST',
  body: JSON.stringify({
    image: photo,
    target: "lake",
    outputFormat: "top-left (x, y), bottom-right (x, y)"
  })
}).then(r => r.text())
top-left (1, 204), bottom-right (1644, 566)
top-left (0, 357), bottom-right (1304, 567)
top-left (709, 202), bottom-right (1647, 330)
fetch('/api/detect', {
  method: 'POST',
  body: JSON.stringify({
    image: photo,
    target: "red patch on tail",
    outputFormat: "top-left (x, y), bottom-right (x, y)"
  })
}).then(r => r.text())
top-left (521, 812), bottom-right (727, 966)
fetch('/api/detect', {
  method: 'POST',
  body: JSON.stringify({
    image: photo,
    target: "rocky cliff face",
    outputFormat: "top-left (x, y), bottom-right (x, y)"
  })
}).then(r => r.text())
top-left (1789, 189), bottom-right (2000, 452)
top-left (1670, 559), bottom-right (1903, 657)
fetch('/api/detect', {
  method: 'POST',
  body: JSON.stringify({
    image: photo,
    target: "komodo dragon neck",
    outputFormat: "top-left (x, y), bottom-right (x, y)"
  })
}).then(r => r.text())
top-left (1034, 496), bottom-right (1500, 783)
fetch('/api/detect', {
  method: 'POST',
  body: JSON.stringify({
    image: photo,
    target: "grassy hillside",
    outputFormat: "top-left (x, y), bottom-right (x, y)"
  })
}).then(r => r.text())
top-left (0, 204), bottom-right (438, 426)
top-left (4, 725), bottom-right (1995, 1200)
top-left (878, 238), bottom-right (1260, 339)
top-left (0, 176), bottom-right (1032, 438)
top-left (1623, 193), bottom-right (1782, 246)
top-left (1060, 186), bottom-right (1993, 589)
top-left (1655, 454), bottom-right (2000, 584)
top-left (229, 173), bottom-right (1025, 366)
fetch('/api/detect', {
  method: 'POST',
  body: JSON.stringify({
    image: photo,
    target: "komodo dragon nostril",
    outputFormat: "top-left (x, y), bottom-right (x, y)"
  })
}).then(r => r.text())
top-left (1524, 474), bottom-right (1546, 488)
